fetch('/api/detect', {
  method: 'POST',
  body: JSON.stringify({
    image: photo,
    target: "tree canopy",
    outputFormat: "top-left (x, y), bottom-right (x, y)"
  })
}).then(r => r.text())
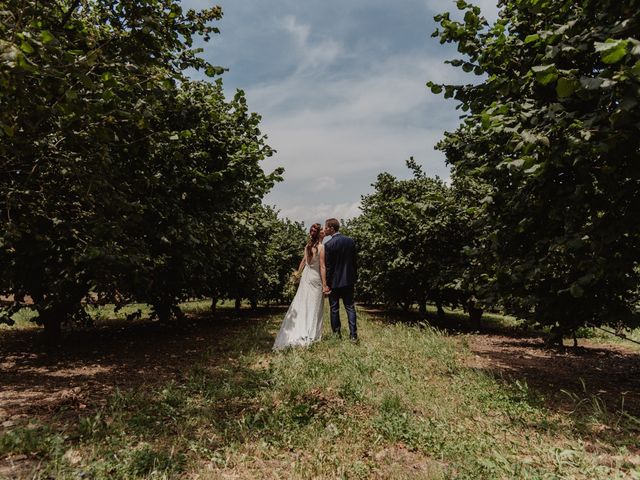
top-left (0, 0), bottom-right (281, 338)
top-left (428, 0), bottom-right (640, 340)
top-left (347, 160), bottom-right (483, 321)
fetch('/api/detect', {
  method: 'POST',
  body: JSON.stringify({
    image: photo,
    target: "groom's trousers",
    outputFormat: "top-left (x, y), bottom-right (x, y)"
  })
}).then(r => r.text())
top-left (329, 285), bottom-right (357, 339)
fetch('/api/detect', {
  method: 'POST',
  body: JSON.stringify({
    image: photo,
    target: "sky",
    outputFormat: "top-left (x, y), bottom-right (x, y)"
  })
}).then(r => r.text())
top-left (183, 0), bottom-right (500, 226)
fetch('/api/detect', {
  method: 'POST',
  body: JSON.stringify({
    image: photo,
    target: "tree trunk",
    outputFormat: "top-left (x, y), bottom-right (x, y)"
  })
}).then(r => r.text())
top-left (155, 303), bottom-right (171, 322)
top-left (544, 327), bottom-right (564, 348)
top-left (210, 296), bottom-right (218, 314)
top-left (235, 297), bottom-right (241, 313)
top-left (418, 300), bottom-right (427, 317)
top-left (38, 299), bottom-right (79, 347)
top-left (42, 314), bottom-right (62, 347)
top-left (435, 298), bottom-right (445, 321)
top-left (250, 297), bottom-right (257, 311)
top-left (468, 302), bottom-right (483, 330)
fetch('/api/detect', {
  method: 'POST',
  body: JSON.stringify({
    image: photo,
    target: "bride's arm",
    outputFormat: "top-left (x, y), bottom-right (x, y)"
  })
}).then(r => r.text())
top-left (297, 249), bottom-right (306, 274)
top-left (319, 244), bottom-right (329, 292)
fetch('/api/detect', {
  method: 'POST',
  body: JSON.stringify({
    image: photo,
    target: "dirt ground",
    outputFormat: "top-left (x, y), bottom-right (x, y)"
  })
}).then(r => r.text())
top-left (1, 309), bottom-right (639, 430)
top-left (463, 333), bottom-right (640, 415)
top-left (0, 311), bottom-right (270, 428)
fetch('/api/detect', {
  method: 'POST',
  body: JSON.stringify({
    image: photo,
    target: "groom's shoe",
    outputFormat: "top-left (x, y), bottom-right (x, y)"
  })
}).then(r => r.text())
top-left (332, 330), bottom-right (342, 339)
top-left (349, 336), bottom-right (359, 344)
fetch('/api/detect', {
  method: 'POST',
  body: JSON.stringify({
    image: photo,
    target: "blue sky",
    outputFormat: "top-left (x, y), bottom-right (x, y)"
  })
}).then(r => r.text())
top-left (184, 0), bottom-right (499, 225)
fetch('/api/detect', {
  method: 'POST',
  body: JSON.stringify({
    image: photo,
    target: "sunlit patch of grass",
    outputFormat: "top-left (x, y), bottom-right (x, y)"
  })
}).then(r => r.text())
top-left (576, 325), bottom-right (640, 350)
top-left (1, 307), bottom-right (639, 479)
top-left (1, 299), bottom-right (235, 333)
top-left (0, 307), bottom-right (39, 330)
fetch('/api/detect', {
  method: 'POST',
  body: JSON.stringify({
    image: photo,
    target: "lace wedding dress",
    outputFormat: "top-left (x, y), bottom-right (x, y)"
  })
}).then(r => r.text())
top-left (273, 252), bottom-right (324, 350)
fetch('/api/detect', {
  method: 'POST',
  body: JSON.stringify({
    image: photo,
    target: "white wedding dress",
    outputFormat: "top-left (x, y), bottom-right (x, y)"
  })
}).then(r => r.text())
top-left (273, 252), bottom-right (324, 350)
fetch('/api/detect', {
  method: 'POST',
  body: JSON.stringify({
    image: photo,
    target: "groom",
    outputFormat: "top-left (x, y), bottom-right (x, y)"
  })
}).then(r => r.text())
top-left (323, 218), bottom-right (358, 341)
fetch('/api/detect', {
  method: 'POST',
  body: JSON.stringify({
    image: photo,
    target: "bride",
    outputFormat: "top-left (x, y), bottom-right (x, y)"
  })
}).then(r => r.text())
top-left (273, 223), bottom-right (328, 350)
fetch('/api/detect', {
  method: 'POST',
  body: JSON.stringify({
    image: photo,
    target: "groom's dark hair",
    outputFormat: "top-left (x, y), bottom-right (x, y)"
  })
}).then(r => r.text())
top-left (326, 218), bottom-right (340, 232)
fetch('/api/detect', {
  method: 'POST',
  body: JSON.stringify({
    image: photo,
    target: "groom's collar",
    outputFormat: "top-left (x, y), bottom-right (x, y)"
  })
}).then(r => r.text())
top-left (333, 232), bottom-right (342, 236)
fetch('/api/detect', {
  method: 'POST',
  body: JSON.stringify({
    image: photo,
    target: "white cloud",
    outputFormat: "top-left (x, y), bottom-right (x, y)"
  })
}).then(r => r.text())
top-left (282, 15), bottom-right (310, 46)
top-left (253, 53), bottom-right (464, 189)
top-left (279, 201), bottom-right (362, 227)
top-left (281, 15), bottom-right (343, 72)
top-left (183, 0), bottom-right (495, 224)
top-left (255, 51), bottom-right (468, 225)
top-left (310, 176), bottom-right (338, 192)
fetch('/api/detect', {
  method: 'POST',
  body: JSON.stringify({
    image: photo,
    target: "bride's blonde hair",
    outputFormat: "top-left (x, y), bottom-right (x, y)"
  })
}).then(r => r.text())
top-left (305, 223), bottom-right (322, 263)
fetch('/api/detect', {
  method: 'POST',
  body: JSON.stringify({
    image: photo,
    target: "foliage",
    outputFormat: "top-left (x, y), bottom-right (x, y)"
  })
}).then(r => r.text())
top-left (347, 159), bottom-right (481, 317)
top-left (0, 0), bottom-right (279, 336)
top-left (220, 205), bottom-right (306, 308)
top-left (108, 80), bottom-right (279, 320)
top-left (429, 0), bottom-right (640, 340)
top-left (258, 209), bottom-right (307, 304)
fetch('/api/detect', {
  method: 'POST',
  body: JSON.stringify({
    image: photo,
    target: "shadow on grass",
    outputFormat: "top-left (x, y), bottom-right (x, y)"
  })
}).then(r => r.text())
top-left (361, 304), bottom-right (531, 337)
top-left (0, 306), bottom-right (287, 421)
top-left (0, 305), bottom-right (340, 478)
top-left (362, 304), bottom-right (640, 447)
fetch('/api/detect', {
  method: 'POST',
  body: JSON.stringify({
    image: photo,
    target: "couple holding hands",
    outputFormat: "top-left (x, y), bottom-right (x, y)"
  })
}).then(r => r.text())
top-left (273, 218), bottom-right (358, 350)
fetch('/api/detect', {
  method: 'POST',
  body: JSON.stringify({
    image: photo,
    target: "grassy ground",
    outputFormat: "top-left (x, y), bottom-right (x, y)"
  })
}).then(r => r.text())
top-left (1, 300), bottom-right (221, 330)
top-left (1, 307), bottom-right (639, 479)
top-left (425, 305), bottom-right (640, 350)
top-left (6, 301), bottom-right (639, 348)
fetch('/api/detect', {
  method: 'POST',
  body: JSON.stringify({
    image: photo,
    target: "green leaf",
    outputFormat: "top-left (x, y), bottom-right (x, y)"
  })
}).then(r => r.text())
top-left (40, 30), bottom-right (55, 44)
top-left (579, 77), bottom-right (603, 90)
top-left (524, 34), bottom-right (539, 44)
top-left (594, 39), bottom-right (629, 64)
top-left (532, 64), bottom-right (558, 85)
top-left (19, 41), bottom-right (34, 54)
top-left (1, 124), bottom-right (15, 137)
top-left (631, 60), bottom-right (640, 79)
top-left (556, 77), bottom-right (577, 98)
top-left (569, 284), bottom-right (584, 298)
top-left (205, 66), bottom-right (225, 77)
top-left (577, 273), bottom-right (596, 286)
top-left (619, 96), bottom-right (638, 111)
top-left (427, 81), bottom-right (443, 94)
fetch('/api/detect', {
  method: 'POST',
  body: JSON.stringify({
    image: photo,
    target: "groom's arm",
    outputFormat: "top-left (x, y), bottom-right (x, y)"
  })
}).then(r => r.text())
top-left (324, 242), bottom-right (334, 287)
top-left (352, 239), bottom-right (358, 278)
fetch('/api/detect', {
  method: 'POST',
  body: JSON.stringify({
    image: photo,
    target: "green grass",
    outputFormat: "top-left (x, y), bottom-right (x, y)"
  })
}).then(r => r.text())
top-left (575, 324), bottom-right (640, 348)
top-left (0, 299), bottom-right (222, 331)
top-left (411, 304), bottom-right (640, 351)
top-left (1, 308), bottom-right (639, 479)
top-left (5, 301), bottom-right (640, 353)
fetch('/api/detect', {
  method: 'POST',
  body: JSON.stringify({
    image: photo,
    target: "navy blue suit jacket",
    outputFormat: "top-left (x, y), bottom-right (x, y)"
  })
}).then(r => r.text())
top-left (325, 233), bottom-right (357, 289)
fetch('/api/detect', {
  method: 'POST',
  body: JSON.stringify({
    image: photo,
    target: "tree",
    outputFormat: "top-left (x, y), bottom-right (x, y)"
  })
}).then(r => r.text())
top-left (258, 209), bottom-right (307, 305)
top-left (104, 81), bottom-right (280, 321)
top-left (429, 0), bottom-right (640, 342)
top-left (214, 206), bottom-right (306, 311)
top-left (0, 1), bottom-right (279, 340)
top-left (348, 160), bottom-right (478, 319)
